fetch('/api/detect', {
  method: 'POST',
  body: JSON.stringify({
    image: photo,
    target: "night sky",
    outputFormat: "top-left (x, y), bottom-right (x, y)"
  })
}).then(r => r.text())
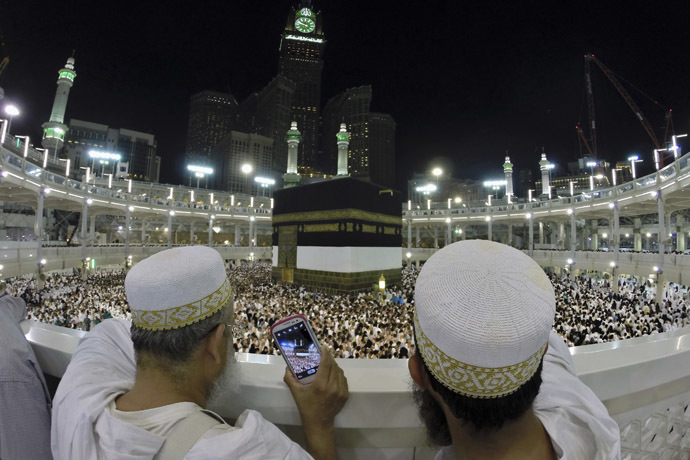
top-left (2, 0), bottom-right (689, 195)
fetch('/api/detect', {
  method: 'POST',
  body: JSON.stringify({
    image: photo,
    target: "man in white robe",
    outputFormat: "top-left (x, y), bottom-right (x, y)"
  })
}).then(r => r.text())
top-left (52, 246), bottom-right (348, 460)
top-left (0, 289), bottom-right (53, 460)
top-left (407, 240), bottom-right (621, 459)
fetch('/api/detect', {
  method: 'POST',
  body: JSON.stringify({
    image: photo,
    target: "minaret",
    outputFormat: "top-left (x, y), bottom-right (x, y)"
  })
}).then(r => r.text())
top-left (503, 155), bottom-right (514, 197)
top-left (539, 149), bottom-right (551, 196)
top-left (282, 121), bottom-right (302, 188)
top-left (335, 123), bottom-right (350, 177)
top-left (42, 54), bottom-right (77, 155)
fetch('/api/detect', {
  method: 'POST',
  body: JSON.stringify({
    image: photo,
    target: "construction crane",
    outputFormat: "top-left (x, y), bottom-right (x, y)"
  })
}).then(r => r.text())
top-left (577, 53), bottom-right (674, 166)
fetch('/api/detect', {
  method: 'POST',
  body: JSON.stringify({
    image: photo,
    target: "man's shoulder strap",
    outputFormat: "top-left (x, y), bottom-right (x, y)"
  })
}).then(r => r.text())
top-left (154, 410), bottom-right (226, 460)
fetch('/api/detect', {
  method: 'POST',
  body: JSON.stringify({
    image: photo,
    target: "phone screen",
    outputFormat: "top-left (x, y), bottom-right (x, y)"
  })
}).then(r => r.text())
top-left (275, 321), bottom-right (321, 380)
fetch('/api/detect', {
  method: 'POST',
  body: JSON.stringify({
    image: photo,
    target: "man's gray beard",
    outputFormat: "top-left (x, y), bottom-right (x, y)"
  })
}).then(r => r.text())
top-left (207, 346), bottom-right (242, 407)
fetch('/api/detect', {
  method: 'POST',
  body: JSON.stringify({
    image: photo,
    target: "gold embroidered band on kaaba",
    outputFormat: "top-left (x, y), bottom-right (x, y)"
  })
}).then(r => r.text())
top-left (273, 208), bottom-right (401, 226)
top-left (414, 312), bottom-right (547, 399)
top-left (132, 278), bottom-right (232, 331)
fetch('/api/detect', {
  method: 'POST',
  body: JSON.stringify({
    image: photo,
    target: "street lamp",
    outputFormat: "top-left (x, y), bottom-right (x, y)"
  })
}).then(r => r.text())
top-left (187, 164), bottom-right (214, 188)
top-left (241, 163), bottom-right (253, 195)
top-left (15, 136), bottom-right (29, 167)
top-left (671, 134), bottom-right (687, 159)
top-left (416, 183), bottom-right (436, 205)
top-left (628, 155), bottom-right (643, 179)
top-left (88, 151), bottom-right (120, 177)
top-left (254, 176), bottom-right (275, 197)
top-left (4, 104), bottom-right (19, 135)
top-left (483, 180), bottom-right (506, 199)
top-left (58, 158), bottom-right (71, 177)
top-left (432, 167), bottom-right (443, 199)
top-left (36, 148), bottom-right (49, 168)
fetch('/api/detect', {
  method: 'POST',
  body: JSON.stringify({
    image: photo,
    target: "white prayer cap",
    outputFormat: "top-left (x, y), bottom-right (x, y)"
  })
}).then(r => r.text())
top-left (125, 246), bottom-right (232, 331)
top-left (414, 240), bottom-right (555, 399)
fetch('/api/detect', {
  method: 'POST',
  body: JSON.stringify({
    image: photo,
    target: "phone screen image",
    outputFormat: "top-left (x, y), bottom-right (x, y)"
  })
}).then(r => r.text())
top-left (275, 321), bottom-right (321, 380)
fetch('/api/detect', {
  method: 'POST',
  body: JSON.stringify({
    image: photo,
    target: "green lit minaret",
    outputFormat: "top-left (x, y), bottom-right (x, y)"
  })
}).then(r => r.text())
top-left (41, 54), bottom-right (76, 154)
top-left (335, 123), bottom-right (350, 177)
top-left (282, 121), bottom-right (302, 188)
top-left (503, 155), bottom-right (514, 197)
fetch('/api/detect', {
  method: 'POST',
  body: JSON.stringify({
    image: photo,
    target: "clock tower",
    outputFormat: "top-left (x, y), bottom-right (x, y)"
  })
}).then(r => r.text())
top-left (278, 1), bottom-right (325, 171)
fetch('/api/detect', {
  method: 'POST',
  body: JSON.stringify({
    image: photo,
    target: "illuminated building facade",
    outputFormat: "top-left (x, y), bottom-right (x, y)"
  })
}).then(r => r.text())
top-left (42, 55), bottom-right (77, 155)
top-left (322, 86), bottom-right (396, 188)
top-left (64, 119), bottom-right (160, 182)
top-left (278, 1), bottom-right (325, 170)
top-left (239, 75), bottom-right (296, 178)
top-left (408, 174), bottom-right (483, 205)
top-left (211, 131), bottom-right (273, 195)
top-left (185, 90), bottom-right (238, 184)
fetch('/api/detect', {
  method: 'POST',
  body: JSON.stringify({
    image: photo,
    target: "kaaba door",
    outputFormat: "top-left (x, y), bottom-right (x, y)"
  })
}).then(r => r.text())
top-left (278, 225), bottom-right (297, 283)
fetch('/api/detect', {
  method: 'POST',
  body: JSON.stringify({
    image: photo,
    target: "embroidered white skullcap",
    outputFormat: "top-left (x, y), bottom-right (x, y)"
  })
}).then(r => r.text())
top-left (414, 240), bottom-right (555, 399)
top-left (125, 246), bottom-right (232, 331)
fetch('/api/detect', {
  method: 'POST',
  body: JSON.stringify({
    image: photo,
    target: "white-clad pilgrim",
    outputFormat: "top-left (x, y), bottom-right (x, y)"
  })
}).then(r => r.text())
top-left (51, 246), bottom-right (348, 460)
top-left (407, 240), bottom-right (621, 460)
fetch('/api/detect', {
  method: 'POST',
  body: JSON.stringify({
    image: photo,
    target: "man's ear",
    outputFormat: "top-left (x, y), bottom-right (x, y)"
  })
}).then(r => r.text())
top-left (409, 353), bottom-right (430, 390)
top-left (205, 324), bottom-right (226, 366)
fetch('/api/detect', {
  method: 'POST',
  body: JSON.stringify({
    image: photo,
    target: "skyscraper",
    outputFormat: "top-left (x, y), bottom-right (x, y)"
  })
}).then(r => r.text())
top-left (238, 75), bottom-right (295, 179)
top-left (41, 55), bottom-right (76, 155)
top-left (63, 119), bottom-right (161, 183)
top-left (211, 131), bottom-right (273, 195)
top-left (278, 1), bottom-right (325, 170)
top-left (185, 90), bottom-right (238, 186)
top-left (368, 112), bottom-right (396, 188)
top-left (321, 86), bottom-right (396, 188)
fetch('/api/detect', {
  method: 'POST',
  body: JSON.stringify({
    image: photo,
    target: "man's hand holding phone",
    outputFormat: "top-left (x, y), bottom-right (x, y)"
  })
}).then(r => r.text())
top-left (283, 349), bottom-right (348, 460)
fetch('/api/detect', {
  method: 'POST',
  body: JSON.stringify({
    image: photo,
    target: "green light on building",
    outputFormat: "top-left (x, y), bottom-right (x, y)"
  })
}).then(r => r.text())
top-left (43, 127), bottom-right (66, 141)
top-left (58, 70), bottom-right (76, 82)
top-left (336, 132), bottom-right (350, 142)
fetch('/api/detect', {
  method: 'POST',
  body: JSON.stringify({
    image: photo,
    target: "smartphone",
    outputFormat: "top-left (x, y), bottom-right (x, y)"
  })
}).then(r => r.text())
top-left (270, 314), bottom-right (322, 384)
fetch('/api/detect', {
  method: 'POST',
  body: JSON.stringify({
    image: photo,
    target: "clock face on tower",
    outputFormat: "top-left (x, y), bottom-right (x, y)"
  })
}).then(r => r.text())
top-left (295, 16), bottom-right (315, 33)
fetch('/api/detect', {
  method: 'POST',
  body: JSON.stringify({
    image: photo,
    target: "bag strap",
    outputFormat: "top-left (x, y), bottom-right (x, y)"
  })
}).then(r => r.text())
top-left (154, 410), bottom-right (225, 460)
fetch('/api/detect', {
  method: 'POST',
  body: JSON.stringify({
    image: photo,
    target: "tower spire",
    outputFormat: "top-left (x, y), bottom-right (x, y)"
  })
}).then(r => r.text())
top-left (283, 121), bottom-right (302, 188)
top-left (335, 123), bottom-right (350, 177)
top-left (503, 154), bottom-right (514, 198)
top-left (41, 55), bottom-right (77, 155)
top-left (539, 150), bottom-right (552, 197)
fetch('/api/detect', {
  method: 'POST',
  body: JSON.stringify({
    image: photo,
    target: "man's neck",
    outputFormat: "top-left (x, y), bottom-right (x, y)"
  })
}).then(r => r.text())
top-left (447, 408), bottom-right (557, 460)
top-left (115, 366), bottom-right (207, 412)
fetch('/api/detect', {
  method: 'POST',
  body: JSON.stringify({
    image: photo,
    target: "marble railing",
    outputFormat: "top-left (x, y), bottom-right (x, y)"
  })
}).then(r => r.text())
top-left (404, 248), bottom-right (690, 285)
top-left (21, 320), bottom-right (690, 459)
top-left (0, 244), bottom-right (272, 278)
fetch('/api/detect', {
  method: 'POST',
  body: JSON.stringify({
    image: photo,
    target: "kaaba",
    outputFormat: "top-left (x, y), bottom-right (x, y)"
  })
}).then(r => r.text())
top-left (272, 178), bottom-right (402, 294)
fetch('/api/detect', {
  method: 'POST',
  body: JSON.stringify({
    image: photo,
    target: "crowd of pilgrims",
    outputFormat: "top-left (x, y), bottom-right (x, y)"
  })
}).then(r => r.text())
top-left (4, 262), bottom-right (689, 355)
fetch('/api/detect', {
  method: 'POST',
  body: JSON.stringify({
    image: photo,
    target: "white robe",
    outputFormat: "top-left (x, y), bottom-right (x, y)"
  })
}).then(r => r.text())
top-left (435, 331), bottom-right (621, 459)
top-left (51, 318), bottom-right (312, 460)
